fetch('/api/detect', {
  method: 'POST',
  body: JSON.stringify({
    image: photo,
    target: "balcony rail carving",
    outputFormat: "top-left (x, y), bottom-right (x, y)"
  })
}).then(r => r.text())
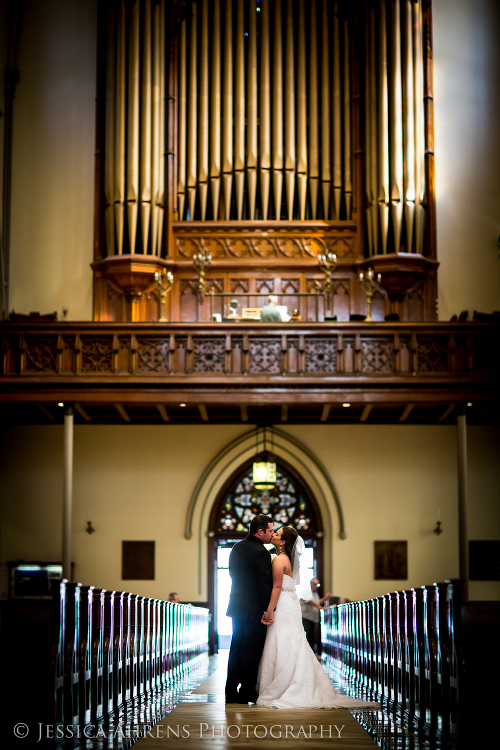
top-left (1, 322), bottom-right (498, 384)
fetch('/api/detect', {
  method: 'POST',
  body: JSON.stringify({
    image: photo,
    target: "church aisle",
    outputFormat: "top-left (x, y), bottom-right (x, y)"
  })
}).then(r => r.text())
top-left (136, 653), bottom-right (378, 749)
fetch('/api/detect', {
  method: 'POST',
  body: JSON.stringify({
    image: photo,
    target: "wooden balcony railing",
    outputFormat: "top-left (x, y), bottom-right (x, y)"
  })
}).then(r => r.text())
top-left (1, 322), bottom-right (498, 387)
top-left (321, 581), bottom-right (464, 746)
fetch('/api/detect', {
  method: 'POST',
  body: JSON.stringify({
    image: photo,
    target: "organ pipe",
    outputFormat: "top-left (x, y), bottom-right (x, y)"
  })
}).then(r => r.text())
top-left (389, 0), bottom-right (403, 252)
top-left (187, 0), bottom-right (197, 221)
top-left (320, 0), bottom-right (331, 221)
top-left (413, 0), bottom-right (426, 255)
top-left (343, 17), bottom-right (352, 220)
top-left (198, 0), bottom-right (209, 219)
top-left (362, 0), bottom-right (426, 256)
top-left (272, 0), bottom-right (283, 220)
top-left (127, 0), bottom-right (140, 253)
top-left (114, 0), bottom-right (126, 254)
top-left (332, 2), bottom-right (341, 220)
top-left (235, 0), bottom-right (245, 220)
top-left (210, 0), bottom-right (221, 220)
top-left (177, 11), bottom-right (186, 222)
top-left (296, 0), bottom-right (307, 220)
top-left (402, 0), bottom-right (415, 253)
top-left (157, 0), bottom-right (165, 253)
top-left (104, 1), bottom-right (116, 255)
top-left (104, 0), bottom-right (166, 255)
top-left (222, 0), bottom-right (233, 220)
top-left (246, 0), bottom-right (258, 219)
top-left (284, 0), bottom-right (295, 220)
top-left (259, 0), bottom-right (271, 219)
top-left (308, 0), bottom-right (319, 219)
top-left (378, 0), bottom-right (390, 254)
top-left (140, 0), bottom-right (152, 253)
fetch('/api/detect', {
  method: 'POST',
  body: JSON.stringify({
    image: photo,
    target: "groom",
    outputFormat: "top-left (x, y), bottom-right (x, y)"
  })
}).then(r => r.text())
top-left (225, 514), bottom-right (274, 704)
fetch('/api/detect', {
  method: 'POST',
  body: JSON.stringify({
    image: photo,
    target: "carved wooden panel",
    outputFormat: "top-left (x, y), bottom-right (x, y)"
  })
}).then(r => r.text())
top-left (24, 337), bottom-right (58, 373)
top-left (417, 338), bottom-right (449, 373)
top-left (256, 278), bottom-right (275, 295)
top-left (81, 336), bottom-right (113, 372)
top-left (173, 224), bottom-right (355, 260)
top-left (305, 339), bottom-right (337, 373)
top-left (180, 279), bottom-right (199, 322)
top-left (193, 338), bottom-right (226, 373)
top-left (136, 338), bottom-right (170, 373)
top-left (361, 339), bottom-right (394, 373)
top-left (332, 281), bottom-right (351, 322)
top-left (249, 339), bottom-right (282, 373)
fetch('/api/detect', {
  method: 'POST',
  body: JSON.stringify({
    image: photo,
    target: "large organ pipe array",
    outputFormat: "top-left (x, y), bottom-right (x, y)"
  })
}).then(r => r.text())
top-left (364, 0), bottom-right (426, 257)
top-left (176, 0), bottom-right (353, 222)
top-left (52, 580), bottom-right (209, 731)
top-left (104, 0), bottom-right (166, 256)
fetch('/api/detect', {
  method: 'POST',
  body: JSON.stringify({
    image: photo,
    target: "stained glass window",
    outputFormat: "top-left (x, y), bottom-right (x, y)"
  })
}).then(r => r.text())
top-left (215, 463), bottom-right (317, 534)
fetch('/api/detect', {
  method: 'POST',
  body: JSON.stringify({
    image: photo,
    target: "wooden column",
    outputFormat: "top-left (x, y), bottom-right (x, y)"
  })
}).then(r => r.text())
top-left (457, 411), bottom-right (469, 602)
top-left (63, 406), bottom-right (74, 580)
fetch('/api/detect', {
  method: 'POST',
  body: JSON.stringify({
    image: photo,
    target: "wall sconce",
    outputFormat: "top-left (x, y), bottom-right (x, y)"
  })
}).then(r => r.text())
top-left (433, 520), bottom-right (443, 535)
top-left (86, 521), bottom-right (95, 535)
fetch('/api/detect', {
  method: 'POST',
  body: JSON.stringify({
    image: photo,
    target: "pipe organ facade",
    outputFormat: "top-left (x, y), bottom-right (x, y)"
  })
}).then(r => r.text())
top-left (93, 0), bottom-right (437, 323)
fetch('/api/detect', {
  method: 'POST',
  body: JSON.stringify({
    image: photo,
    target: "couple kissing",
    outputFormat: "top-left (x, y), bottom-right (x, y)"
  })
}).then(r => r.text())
top-left (225, 514), bottom-right (379, 710)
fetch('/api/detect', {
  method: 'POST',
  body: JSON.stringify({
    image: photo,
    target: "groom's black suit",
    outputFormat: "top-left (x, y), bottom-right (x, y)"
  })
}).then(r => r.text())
top-left (225, 534), bottom-right (273, 703)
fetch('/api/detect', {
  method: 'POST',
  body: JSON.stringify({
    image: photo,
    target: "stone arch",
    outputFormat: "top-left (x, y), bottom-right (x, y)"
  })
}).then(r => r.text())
top-left (185, 428), bottom-right (346, 596)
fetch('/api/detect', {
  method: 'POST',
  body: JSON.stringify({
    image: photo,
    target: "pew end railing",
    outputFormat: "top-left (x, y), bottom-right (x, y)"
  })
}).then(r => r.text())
top-left (321, 580), bottom-right (465, 748)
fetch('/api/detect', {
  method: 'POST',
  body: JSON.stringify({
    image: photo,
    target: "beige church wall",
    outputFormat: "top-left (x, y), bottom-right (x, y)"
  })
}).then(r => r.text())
top-left (8, 0), bottom-right (97, 321)
top-left (1, 423), bottom-right (498, 603)
top-left (5, 0), bottom-right (500, 321)
top-left (433, 0), bottom-right (500, 319)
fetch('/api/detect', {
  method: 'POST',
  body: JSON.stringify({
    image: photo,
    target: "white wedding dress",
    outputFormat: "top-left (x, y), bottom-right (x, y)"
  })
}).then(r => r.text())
top-left (256, 574), bottom-right (379, 709)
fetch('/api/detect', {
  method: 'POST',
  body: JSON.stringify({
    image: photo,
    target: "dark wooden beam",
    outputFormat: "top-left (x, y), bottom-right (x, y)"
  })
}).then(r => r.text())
top-left (399, 404), bottom-right (415, 423)
top-left (75, 403), bottom-right (91, 422)
top-left (281, 404), bottom-right (289, 422)
top-left (360, 404), bottom-right (373, 423)
top-left (240, 405), bottom-right (248, 422)
top-left (438, 403), bottom-right (455, 422)
top-left (36, 403), bottom-right (55, 421)
top-left (156, 404), bottom-right (169, 422)
top-left (115, 403), bottom-right (130, 422)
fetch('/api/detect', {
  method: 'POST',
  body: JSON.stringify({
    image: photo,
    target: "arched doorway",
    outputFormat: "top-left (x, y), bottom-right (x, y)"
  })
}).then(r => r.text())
top-left (207, 453), bottom-right (324, 654)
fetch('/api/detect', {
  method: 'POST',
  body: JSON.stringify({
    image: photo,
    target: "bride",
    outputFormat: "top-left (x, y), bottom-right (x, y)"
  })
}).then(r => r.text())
top-left (256, 526), bottom-right (379, 709)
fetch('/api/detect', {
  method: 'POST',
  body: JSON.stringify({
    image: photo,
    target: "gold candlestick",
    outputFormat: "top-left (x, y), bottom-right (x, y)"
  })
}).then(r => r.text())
top-left (193, 248), bottom-right (212, 298)
top-left (318, 251), bottom-right (337, 299)
top-left (358, 268), bottom-right (381, 322)
top-left (154, 269), bottom-right (173, 322)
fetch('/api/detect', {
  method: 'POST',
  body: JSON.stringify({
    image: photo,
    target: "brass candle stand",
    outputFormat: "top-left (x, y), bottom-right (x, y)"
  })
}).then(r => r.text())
top-left (358, 268), bottom-right (381, 322)
top-left (318, 252), bottom-right (337, 309)
top-left (154, 269), bottom-right (173, 322)
top-left (193, 249), bottom-right (212, 298)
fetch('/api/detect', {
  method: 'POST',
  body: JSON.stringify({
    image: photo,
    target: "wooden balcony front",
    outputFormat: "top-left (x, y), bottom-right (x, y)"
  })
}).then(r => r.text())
top-left (1, 321), bottom-right (498, 425)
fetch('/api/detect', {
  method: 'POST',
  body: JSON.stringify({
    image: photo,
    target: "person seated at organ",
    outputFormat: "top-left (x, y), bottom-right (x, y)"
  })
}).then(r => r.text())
top-left (259, 295), bottom-right (282, 322)
top-left (168, 592), bottom-right (179, 603)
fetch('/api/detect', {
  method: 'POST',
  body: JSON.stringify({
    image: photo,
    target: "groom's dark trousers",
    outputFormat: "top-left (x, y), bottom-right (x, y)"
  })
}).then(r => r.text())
top-left (225, 534), bottom-right (272, 703)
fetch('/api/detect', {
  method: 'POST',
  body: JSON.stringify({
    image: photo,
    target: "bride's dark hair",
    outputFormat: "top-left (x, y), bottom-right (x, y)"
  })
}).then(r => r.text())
top-left (281, 526), bottom-right (298, 566)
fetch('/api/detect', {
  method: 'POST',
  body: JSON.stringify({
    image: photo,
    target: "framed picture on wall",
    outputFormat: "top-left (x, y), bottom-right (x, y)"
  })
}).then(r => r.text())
top-left (374, 541), bottom-right (408, 580)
